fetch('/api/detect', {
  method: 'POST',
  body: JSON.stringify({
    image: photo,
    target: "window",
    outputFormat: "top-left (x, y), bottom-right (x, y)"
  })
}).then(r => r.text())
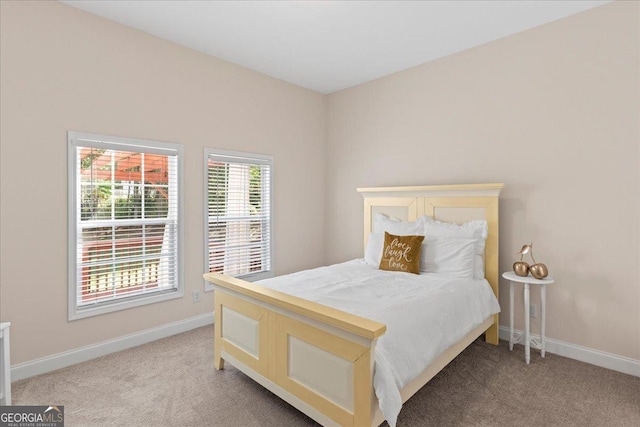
top-left (68, 132), bottom-right (183, 320)
top-left (204, 149), bottom-right (273, 290)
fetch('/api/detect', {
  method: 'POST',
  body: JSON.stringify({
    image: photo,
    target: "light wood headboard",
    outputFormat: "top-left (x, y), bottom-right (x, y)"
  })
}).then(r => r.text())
top-left (357, 183), bottom-right (504, 344)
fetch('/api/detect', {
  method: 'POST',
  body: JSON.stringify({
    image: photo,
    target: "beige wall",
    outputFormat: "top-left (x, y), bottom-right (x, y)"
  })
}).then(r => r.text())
top-left (2, 0), bottom-right (638, 367)
top-left (326, 1), bottom-right (640, 360)
top-left (0, 1), bottom-right (326, 364)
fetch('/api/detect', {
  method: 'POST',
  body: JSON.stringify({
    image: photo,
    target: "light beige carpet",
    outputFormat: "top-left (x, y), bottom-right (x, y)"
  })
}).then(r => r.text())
top-left (12, 326), bottom-right (640, 426)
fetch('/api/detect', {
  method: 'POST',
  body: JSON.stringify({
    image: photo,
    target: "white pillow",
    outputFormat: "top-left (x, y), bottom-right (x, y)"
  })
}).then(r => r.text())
top-left (373, 213), bottom-right (424, 236)
top-left (364, 232), bottom-right (385, 267)
top-left (474, 255), bottom-right (484, 279)
top-left (366, 232), bottom-right (476, 279)
top-left (420, 237), bottom-right (476, 278)
top-left (422, 216), bottom-right (488, 279)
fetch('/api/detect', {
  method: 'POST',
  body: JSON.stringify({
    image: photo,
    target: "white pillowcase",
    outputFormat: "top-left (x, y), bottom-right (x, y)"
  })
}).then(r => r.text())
top-left (364, 232), bottom-right (385, 267)
top-left (366, 214), bottom-right (488, 279)
top-left (421, 216), bottom-right (488, 279)
top-left (365, 232), bottom-right (475, 279)
top-left (474, 255), bottom-right (484, 279)
top-left (420, 237), bottom-right (476, 278)
top-left (373, 213), bottom-right (424, 236)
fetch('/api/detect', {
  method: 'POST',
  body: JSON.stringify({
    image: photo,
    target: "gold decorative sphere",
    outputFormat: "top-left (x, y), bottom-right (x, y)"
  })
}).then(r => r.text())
top-left (530, 263), bottom-right (549, 279)
top-left (513, 261), bottom-right (530, 277)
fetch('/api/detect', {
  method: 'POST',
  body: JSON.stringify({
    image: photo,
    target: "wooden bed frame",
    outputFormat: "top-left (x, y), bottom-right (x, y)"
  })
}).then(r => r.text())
top-left (203, 183), bottom-right (504, 426)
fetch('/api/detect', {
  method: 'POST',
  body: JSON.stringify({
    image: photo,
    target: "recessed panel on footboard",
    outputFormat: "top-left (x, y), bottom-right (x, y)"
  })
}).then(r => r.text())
top-left (288, 336), bottom-right (355, 411)
top-left (216, 292), bottom-right (270, 377)
top-left (276, 315), bottom-right (372, 427)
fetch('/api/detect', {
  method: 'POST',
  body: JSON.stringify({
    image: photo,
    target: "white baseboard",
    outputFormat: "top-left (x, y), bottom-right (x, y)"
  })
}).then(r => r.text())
top-left (10, 317), bottom-right (637, 382)
top-left (11, 312), bottom-right (214, 382)
top-left (499, 326), bottom-right (640, 377)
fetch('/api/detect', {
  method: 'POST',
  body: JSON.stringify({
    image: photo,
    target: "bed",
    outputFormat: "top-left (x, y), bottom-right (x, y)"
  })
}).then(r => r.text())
top-left (203, 183), bottom-right (504, 426)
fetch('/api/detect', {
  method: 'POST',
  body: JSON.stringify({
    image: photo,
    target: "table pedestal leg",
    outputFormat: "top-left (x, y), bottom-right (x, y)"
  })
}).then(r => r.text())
top-left (509, 281), bottom-right (514, 351)
top-left (541, 284), bottom-right (546, 358)
top-left (524, 283), bottom-right (530, 364)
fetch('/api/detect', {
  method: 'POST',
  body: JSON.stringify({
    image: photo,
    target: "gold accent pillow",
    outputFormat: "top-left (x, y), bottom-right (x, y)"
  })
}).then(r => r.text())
top-left (379, 232), bottom-right (424, 274)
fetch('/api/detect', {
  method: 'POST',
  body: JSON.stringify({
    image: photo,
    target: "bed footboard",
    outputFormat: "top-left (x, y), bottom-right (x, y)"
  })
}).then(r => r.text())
top-left (204, 272), bottom-right (386, 427)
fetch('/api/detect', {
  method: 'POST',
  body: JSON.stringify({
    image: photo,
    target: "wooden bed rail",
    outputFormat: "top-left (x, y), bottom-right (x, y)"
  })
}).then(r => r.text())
top-left (203, 272), bottom-right (386, 340)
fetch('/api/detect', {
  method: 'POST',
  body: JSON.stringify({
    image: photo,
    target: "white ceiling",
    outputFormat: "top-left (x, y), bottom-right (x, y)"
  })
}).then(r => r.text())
top-left (61, 0), bottom-right (611, 94)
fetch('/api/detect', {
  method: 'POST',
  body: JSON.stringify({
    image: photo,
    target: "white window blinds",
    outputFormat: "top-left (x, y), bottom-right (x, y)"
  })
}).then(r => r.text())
top-left (68, 132), bottom-right (183, 319)
top-left (205, 150), bottom-right (273, 281)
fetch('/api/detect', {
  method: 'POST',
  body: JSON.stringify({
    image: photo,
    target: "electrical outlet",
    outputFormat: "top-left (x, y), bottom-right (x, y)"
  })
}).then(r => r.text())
top-left (192, 291), bottom-right (202, 303)
top-left (530, 304), bottom-right (537, 318)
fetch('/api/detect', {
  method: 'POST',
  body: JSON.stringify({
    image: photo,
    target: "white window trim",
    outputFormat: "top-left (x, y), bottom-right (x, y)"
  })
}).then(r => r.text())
top-left (203, 148), bottom-right (274, 292)
top-left (68, 131), bottom-right (184, 320)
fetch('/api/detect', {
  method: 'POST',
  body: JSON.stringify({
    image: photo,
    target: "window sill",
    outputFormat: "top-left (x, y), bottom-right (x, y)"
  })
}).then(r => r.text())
top-left (69, 288), bottom-right (183, 321)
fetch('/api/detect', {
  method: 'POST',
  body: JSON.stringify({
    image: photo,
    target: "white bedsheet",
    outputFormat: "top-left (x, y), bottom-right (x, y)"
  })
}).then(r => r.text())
top-left (257, 259), bottom-right (500, 426)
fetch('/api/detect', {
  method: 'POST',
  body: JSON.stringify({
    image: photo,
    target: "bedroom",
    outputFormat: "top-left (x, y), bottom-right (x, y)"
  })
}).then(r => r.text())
top-left (0, 1), bottom-right (638, 426)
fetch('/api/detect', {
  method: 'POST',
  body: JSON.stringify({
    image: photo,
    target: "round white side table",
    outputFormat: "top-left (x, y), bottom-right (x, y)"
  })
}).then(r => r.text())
top-left (502, 272), bottom-right (554, 364)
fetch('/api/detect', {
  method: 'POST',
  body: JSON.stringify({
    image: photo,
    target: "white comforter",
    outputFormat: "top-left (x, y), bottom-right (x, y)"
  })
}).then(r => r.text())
top-left (257, 259), bottom-right (500, 426)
